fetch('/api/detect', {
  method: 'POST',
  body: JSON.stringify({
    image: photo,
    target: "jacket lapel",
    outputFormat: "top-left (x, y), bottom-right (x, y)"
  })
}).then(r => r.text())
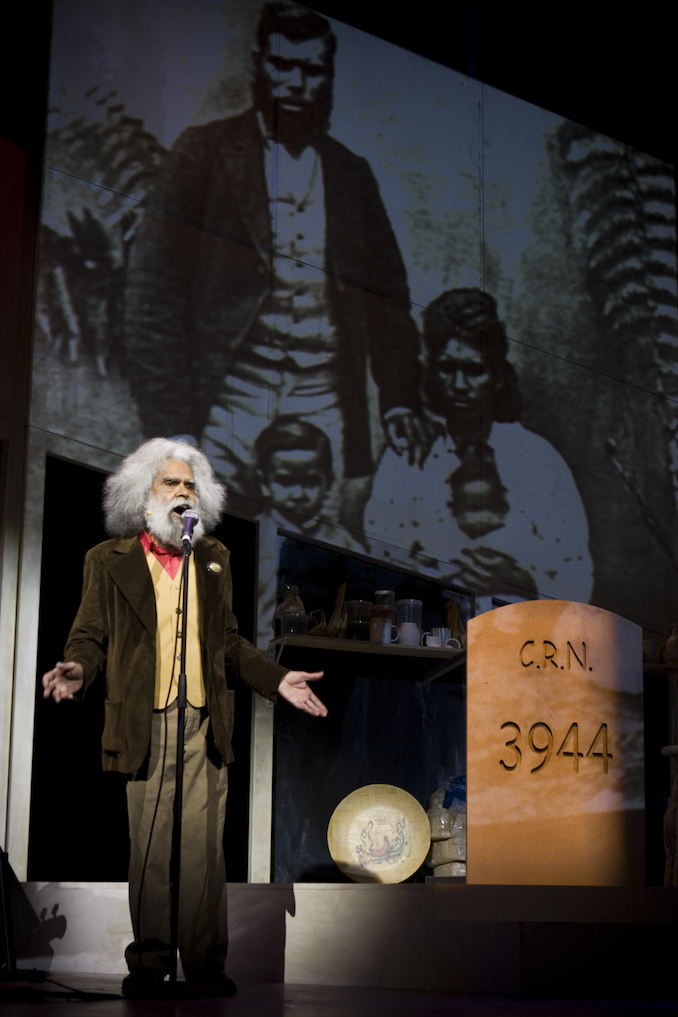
top-left (194, 537), bottom-right (228, 644)
top-left (218, 110), bottom-right (271, 256)
top-left (194, 540), bottom-right (210, 645)
top-left (106, 537), bottom-right (156, 641)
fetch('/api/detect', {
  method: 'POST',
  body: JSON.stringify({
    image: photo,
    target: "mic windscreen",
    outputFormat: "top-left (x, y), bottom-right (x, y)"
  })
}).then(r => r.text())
top-left (181, 509), bottom-right (199, 541)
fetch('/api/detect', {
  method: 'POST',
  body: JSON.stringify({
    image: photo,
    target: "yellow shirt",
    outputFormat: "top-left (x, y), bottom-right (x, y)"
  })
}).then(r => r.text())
top-left (145, 550), bottom-right (205, 709)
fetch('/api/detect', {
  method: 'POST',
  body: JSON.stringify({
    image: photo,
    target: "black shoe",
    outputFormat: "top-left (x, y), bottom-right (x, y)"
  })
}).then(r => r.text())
top-left (121, 968), bottom-right (166, 999)
top-left (183, 973), bottom-right (238, 997)
top-left (211, 974), bottom-right (237, 997)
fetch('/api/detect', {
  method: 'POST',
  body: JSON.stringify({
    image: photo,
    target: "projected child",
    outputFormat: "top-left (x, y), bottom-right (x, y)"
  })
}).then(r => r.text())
top-left (255, 415), bottom-right (335, 535)
top-left (365, 289), bottom-right (593, 604)
top-left (253, 416), bottom-right (362, 645)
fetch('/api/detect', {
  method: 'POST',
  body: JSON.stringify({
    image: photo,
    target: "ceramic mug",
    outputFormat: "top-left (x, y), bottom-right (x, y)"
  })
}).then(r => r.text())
top-left (398, 621), bottom-right (421, 647)
top-left (421, 632), bottom-right (442, 647)
top-left (370, 617), bottom-right (399, 644)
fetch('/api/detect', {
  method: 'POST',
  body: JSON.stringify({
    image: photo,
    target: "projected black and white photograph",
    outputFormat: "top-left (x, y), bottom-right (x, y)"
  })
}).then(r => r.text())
top-left (33, 0), bottom-right (678, 633)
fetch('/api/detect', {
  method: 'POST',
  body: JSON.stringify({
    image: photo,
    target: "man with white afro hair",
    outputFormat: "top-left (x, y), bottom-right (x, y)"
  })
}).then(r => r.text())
top-left (42, 438), bottom-right (326, 998)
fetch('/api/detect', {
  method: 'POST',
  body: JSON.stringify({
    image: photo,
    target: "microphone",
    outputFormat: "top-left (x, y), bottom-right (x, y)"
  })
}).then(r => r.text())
top-left (180, 509), bottom-right (199, 547)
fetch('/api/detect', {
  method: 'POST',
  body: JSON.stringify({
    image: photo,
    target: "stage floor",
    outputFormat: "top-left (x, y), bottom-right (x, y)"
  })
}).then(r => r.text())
top-left (17, 882), bottom-right (678, 1001)
top-left (1, 976), bottom-right (676, 1016)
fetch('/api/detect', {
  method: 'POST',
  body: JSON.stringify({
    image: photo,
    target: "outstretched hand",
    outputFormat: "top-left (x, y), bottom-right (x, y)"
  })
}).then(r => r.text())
top-left (42, 661), bottom-right (84, 702)
top-left (277, 670), bottom-right (328, 717)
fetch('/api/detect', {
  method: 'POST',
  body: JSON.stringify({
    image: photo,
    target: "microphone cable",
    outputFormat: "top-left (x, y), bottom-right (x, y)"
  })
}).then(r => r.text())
top-left (131, 560), bottom-right (186, 975)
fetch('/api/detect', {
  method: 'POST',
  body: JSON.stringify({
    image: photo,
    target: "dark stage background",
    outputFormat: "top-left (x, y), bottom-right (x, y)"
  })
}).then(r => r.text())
top-left (2, 4), bottom-right (676, 167)
top-left (28, 456), bottom-right (259, 882)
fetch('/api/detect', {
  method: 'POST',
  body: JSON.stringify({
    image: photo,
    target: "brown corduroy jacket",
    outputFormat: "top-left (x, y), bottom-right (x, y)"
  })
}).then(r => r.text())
top-left (64, 534), bottom-right (286, 774)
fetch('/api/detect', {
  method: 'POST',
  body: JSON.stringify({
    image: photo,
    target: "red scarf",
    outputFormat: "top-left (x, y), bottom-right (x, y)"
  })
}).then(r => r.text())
top-left (140, 530), bottom-right (183, 580)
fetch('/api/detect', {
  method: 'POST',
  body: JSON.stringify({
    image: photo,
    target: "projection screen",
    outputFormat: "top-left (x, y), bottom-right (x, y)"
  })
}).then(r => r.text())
top-left (33, 0), bottom-right (678, 637)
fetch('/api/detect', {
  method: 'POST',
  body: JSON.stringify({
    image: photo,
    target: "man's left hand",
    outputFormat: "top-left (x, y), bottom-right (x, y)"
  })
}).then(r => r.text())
top-left (384, 409), bottom-right (432, 467)
top-left (277, 670), bottom-right (328, 717)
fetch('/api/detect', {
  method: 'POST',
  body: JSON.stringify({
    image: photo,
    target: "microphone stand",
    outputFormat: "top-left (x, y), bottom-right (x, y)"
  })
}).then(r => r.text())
top-left (168, 534), bottom-right (192, 989)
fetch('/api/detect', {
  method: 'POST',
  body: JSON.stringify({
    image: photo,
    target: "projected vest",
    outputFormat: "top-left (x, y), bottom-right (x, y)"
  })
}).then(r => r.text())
top-left (213, 140), bottom-right (338, 409)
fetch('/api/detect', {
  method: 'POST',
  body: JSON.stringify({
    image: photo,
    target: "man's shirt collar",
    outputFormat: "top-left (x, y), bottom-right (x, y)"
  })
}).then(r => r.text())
top-left (140, 530), bottom-right (183, 580)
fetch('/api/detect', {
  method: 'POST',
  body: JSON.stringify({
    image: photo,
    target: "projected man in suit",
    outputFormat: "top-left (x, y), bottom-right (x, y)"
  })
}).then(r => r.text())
top-left (125, 3), bottom-right (424, 529)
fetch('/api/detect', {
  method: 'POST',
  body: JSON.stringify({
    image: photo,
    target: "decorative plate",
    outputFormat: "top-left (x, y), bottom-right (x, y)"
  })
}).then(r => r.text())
top-left (327, 784), bottom-right (431, 883)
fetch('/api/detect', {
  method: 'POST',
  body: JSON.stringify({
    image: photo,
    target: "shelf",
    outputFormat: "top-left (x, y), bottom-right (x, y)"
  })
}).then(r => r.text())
top-left (267, 634), bottom-right (466, 683)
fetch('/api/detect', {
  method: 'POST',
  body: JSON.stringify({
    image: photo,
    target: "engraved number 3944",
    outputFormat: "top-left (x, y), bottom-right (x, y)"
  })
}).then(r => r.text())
top-left (499, 722), bottom-right (612, 774)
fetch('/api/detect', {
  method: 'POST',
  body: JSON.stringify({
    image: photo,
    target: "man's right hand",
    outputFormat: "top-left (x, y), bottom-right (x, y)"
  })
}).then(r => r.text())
top-left (42, 661), bottom-right (84, 702)
top-left (383, 408), bottom-right (444, 467)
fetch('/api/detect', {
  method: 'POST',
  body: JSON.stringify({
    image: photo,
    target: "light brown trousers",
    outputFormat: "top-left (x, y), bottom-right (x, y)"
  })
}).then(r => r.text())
top-left (125, 701), bottom-right (229, 979)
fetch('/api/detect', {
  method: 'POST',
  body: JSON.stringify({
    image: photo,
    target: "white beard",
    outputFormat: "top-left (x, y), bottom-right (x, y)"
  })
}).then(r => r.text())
top-left (144, 491), bottom-right (205, 551)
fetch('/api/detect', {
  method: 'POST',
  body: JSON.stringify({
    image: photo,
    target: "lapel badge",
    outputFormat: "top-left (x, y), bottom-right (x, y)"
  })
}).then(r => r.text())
top-left (207, 561), bottom-right (222, 574)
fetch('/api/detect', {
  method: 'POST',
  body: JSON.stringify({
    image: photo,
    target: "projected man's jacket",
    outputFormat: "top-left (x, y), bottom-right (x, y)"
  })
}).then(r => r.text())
top-left (125, 109), bottom-right (421, 481)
